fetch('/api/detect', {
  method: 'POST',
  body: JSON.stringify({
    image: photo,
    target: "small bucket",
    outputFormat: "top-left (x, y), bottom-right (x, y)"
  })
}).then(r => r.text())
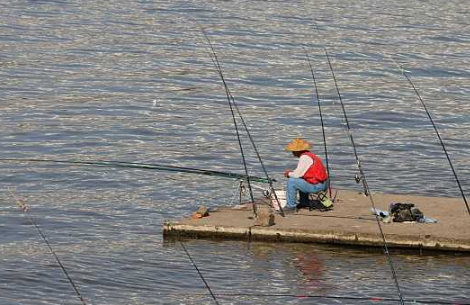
top-left (270, 190), bottom-right (287, 211)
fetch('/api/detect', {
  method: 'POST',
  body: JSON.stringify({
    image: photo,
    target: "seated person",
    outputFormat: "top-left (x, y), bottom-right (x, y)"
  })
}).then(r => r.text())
top-left (283, 138), bottom-right (329, 213)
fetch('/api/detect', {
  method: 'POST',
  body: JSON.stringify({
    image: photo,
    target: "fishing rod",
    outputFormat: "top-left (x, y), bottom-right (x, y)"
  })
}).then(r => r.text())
top-left (180, 242), bottom-right (220, 305)
top-left (199, 27), bottom-right (285, 216)
top-left (199, 27), bottom-right (256, 213)
top-left (321, 47), bottom-right (405, 305)
top-left (150, 291), bottom-right (467, 305)
top-left (8, 188), bottom-right (88, 305)
top-left (386, 58), bottom-right (470, 219)
top-left (209, 293), bottom-right (465, 305)
top-left (304, 49), bottom-right (333, 199)
top-left (0, 157), bottom-right (272, 183)
top-left (199, 27), bottom-right (286, 216)
top-left (310, 21), bottom-right (405, 303)
top-left (155, 87), bottom-right (197, 93)
top-left (227, 90), bottom-right (286, 216)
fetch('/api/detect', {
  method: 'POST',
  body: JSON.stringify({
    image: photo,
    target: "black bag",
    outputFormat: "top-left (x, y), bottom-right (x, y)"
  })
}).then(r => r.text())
top-left (389, 203), bottom-right (423, 222)
top-left (296, 199), bottom-right (330, 211)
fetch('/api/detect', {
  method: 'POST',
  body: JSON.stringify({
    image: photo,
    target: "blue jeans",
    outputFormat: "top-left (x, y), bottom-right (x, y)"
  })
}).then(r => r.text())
top-left (286, 178), bottom-right (328, 208)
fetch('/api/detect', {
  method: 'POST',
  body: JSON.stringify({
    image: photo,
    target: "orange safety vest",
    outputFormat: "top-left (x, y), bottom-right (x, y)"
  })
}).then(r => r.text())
top-left (301, 152), bottom-right (328, 184)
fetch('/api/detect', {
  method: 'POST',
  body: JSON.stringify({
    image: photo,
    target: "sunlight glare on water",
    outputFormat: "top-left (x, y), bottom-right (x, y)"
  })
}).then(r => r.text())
top-left (1, 0), bottom-right (469, 304)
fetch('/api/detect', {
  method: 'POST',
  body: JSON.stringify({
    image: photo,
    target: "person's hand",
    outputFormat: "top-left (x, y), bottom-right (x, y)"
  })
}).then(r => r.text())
top-left (284, 169), bottom-right (291, 178)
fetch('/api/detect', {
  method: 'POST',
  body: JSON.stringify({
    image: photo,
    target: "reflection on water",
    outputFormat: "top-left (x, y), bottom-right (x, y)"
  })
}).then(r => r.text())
top-left (1, 0), bottom-right (470, 304)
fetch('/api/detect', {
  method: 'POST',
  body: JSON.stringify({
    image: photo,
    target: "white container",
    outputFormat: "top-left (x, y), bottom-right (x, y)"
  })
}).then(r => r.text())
top-left (270, 190), bottom-right (287, 210)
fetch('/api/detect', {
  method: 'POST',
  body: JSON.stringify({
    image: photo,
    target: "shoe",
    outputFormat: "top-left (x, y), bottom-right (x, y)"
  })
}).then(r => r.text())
top-left (281, 206), bottom-right (297, 215)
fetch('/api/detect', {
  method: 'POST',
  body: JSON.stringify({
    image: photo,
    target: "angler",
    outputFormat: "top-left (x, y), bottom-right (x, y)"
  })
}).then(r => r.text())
top-left (283, 138), bottom-right (330, 214)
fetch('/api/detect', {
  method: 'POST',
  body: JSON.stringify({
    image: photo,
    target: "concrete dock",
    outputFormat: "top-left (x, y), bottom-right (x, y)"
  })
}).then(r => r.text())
top-left (163, 189), bottom-right (470, 252)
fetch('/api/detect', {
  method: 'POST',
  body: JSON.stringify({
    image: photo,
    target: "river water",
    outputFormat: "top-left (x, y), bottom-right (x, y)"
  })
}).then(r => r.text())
top-left (1, 0), bottom-right (469, 304)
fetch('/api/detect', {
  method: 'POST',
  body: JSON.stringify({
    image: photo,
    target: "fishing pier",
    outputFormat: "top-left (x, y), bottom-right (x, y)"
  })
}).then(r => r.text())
top-left (164, 189), bottom-right (470, 253)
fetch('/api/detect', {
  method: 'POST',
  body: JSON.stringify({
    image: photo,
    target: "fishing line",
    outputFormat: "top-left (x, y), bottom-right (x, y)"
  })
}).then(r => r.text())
top-left (304, 48), bottom-right (333, 199)
top-left (384, 56), bottom-right (470, 219)
top-left (180, 242), bottom-right (220, 305)
top-left (310, 21), bottom-right (405, 304)
top-left (198, 26), bottom-right (285, 216)
top-left (198, 26), bottom-right (257, 216)
top-left (8, 188), bottom-right (88, 305)
top-left (227, 179), bottom-right (245, 206)
top-left (0, 157), bottom-right (271, 183)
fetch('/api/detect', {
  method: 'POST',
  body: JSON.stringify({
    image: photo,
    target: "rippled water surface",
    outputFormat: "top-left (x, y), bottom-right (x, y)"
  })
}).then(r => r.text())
top-left (1, 0), bottom-right (470, 304)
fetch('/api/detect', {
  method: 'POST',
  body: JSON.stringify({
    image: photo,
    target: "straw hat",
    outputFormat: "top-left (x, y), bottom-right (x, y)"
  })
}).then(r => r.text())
top-left (285, 138), bottom-right (312, 152)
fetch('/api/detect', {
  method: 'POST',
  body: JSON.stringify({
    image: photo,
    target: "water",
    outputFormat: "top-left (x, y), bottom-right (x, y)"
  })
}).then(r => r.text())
top-left (1, 0), bottom-right (470, 304)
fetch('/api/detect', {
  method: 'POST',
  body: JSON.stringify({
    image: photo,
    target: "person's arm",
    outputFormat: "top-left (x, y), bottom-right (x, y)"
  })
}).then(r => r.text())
top-left (288, 155), bottom-right (313, 178)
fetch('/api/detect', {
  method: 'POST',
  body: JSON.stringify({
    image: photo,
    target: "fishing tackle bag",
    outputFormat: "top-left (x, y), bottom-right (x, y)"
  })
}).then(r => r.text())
top-left (296, 199), bottom-right (326, 211)
top-left (296, 192), bottom-right (333, 212)
top-left (389, 202), bottom-right (424, 222)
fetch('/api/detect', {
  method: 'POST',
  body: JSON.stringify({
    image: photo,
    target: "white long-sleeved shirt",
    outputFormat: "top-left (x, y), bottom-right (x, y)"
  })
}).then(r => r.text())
top-left (288, 155), bottom-right (314, 178)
